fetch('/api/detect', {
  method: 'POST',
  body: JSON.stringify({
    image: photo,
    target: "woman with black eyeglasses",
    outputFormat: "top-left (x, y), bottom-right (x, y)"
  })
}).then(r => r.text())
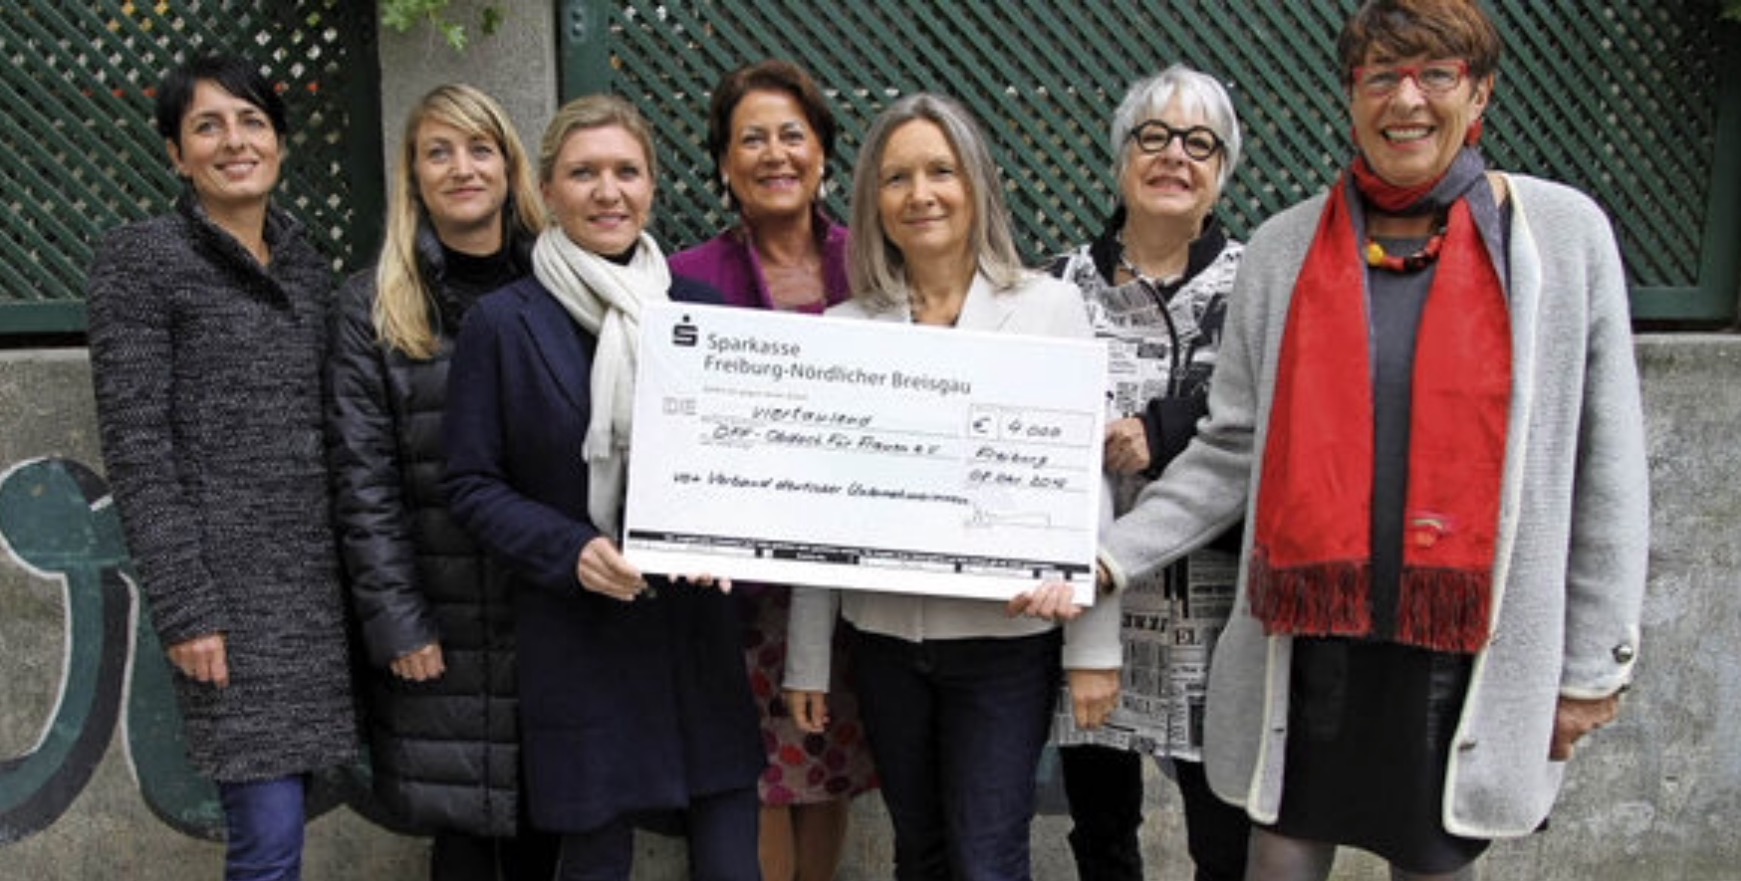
top-left (1046, 62), bottom-right (1250, 881)
top-left (1019, 1), bottom-right (1648, 879)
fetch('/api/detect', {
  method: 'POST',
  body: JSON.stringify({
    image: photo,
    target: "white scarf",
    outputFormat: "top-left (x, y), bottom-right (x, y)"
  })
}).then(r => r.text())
top-left (531, 227), bottom-right (671, 538)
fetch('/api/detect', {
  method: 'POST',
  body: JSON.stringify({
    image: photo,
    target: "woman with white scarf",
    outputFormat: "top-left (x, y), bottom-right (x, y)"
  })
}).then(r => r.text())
top-left (444, 94), bottom-right (764, 881)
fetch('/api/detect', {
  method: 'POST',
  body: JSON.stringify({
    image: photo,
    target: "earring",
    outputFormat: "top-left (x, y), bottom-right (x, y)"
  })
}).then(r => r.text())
top-left (815, 179), bottom-right (828, 201)
top-left (1464, 116), bottom-right (1485, 147)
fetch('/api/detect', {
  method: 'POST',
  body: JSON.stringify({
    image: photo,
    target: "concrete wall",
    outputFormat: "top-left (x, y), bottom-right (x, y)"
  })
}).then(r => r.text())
top-left (0, 350), bottom-right (427, 877)
top-left (1, 337), bottom-right (1736, 880)
top-left (376, 0), bottom-right (559, 193)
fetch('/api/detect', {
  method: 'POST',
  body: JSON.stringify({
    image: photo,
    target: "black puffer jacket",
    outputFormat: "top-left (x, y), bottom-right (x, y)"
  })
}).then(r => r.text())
top-left (327, 226), bottom-right (532, 835)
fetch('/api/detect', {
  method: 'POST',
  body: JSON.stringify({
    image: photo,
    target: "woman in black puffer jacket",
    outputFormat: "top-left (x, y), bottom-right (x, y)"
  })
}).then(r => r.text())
top-left (327, 84), bottom-right (556, 880)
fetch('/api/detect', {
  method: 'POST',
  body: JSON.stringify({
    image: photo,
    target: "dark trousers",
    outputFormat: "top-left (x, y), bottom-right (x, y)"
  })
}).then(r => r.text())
top-left (1058, 746), bottom-right (1250, 881)
top-left (553, 786), bottom-right (758, 881)
top-left (431, 829), bottom-right (562, 881)
top-left (1173, 758), bottom-right (1251, 881)
top-left (849, 625), bottom-right (1062, 881)
top-left (1059, 745), bottom-right (1143, 881)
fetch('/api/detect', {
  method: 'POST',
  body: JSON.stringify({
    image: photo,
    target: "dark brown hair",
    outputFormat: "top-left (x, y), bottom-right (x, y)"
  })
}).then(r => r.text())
top-left (705, 60), bottom-right (837, 206)
top-left (1336, 0), bottom-right (1503, 87)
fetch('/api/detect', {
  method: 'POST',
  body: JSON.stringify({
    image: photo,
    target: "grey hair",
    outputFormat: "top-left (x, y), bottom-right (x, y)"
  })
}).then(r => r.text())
top-left (1110, 64), bottom-right (1243, 188)
top-left (848, 93), bottom-right (1027, 310)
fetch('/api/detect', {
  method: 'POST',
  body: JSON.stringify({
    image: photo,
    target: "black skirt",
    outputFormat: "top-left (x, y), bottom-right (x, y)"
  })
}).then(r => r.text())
top-left (1267, 637), bottom-right (1490, 874)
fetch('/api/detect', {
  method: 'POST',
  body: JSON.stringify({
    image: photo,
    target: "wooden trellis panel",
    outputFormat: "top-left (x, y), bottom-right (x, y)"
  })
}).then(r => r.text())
top-left (0, 1), bottom-right (381, 334)
top-left (564, 0), bottom-right (1739, 324)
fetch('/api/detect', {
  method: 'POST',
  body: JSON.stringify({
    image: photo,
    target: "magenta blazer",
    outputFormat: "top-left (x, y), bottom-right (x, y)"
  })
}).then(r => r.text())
top-left (670, 210), bottom-right (853, 313)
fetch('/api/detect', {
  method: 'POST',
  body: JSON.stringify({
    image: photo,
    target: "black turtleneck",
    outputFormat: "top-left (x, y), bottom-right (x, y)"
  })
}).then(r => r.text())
top-left (436, 243), bottom-right (519, 332)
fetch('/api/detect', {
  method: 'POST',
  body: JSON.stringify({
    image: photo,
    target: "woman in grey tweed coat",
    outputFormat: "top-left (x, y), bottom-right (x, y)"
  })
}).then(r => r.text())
top-left (86, 54), bottom-right (356, 880)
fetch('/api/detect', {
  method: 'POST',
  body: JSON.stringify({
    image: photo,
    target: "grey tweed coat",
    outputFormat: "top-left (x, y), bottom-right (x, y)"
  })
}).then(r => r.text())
top-left (87, 194), bottom-right (358, 782)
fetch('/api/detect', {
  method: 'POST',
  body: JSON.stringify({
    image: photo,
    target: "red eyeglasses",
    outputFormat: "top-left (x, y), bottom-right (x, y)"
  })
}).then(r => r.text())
top-left (1351, 59), bottom-right (1469, 97)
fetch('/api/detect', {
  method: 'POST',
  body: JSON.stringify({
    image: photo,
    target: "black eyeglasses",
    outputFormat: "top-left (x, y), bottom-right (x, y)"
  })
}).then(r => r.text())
top-left (1127, 120), bottom-right (1224, 162)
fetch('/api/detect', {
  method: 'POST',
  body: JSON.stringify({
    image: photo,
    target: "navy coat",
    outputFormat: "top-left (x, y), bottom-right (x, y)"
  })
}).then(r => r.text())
top-left (442, 273), bottom-right (763, 834)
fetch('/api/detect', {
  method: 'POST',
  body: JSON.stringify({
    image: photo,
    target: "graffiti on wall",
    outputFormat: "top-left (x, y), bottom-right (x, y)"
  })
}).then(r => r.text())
top-left (0, 457), bottom-right (395, 846)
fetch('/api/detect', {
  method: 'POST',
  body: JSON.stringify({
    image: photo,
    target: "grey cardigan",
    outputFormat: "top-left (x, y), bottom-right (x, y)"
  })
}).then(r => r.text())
top-left (1099, 175), bottom-right (1649, 837)
top-left (87, 196), bottom-right (358, 782)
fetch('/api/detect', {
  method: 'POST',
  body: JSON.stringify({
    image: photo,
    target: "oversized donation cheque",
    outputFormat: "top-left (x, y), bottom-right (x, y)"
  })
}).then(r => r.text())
top-left (624, 302), bottom-right (1107, 604)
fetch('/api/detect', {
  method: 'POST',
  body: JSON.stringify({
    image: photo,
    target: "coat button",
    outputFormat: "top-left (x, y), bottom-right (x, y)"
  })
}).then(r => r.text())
top-left (1457, 738), bottom-right (1478, 751)
top-left (1612, 643), bottom-right (1636, 664)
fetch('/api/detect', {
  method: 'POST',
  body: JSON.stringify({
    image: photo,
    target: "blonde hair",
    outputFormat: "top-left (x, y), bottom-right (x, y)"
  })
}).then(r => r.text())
top-left (847, 93), bottom-right (1025, 310)
top-left (373, 84), bottom-right (542, 359)
top-left (538, 94), bottom-right (659, 186)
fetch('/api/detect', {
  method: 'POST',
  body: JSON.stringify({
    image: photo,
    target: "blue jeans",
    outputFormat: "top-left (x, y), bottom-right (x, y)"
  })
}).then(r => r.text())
top-left (554, 787), bottom-right (758, 881)
top-left (219, 775), bottom-right (307, 881)
top-left (848, 625), bottom-right (1062, 881)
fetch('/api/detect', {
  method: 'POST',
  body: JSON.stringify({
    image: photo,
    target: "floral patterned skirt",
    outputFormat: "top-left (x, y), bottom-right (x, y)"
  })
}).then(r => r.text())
top-left (741, 585), bottom-right (879, 806)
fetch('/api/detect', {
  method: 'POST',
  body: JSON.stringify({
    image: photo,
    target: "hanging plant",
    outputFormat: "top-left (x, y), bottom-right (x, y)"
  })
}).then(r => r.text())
top-left (381, 0), bottom-right (503, 51)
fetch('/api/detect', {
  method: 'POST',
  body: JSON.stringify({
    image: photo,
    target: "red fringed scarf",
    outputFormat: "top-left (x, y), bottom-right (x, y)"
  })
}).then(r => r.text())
top-left (1247, 173), bottom-right (1511, 654)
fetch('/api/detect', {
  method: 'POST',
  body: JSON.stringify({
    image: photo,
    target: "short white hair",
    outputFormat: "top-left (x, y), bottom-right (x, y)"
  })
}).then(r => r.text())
top-left (1110, 64), bottom-right (1243, 188)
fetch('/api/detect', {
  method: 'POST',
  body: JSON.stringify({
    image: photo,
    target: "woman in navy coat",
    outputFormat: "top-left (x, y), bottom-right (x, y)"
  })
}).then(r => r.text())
top-left (443, 94), bottom-right (763, 881)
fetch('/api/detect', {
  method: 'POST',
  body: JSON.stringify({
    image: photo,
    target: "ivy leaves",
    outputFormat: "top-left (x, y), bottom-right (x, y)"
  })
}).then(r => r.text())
top-left (380, 0), bottom-right (504, 51)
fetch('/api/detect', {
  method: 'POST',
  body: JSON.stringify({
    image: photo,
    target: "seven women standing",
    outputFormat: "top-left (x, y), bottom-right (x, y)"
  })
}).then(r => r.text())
top-left (83, 15), bottom-right (1647, 877)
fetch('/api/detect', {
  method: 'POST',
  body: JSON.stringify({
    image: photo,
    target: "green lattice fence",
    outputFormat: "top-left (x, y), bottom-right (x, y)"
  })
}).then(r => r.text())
top-left (0, 1), bottom-right (382, 335)
top-left (2, 2), bottom-right (1733, 335)
top-left (562, 0), bottom-right (1740, 324)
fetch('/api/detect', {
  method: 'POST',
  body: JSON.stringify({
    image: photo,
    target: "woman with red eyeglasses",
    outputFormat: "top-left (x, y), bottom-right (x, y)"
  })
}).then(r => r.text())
top-left (1016, 1), bottom-right (1648, 879)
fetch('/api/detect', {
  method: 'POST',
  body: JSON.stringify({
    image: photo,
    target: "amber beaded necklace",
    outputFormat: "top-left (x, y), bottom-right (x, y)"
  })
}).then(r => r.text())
top-left (1365, 208), bottom-right (1450, 273)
